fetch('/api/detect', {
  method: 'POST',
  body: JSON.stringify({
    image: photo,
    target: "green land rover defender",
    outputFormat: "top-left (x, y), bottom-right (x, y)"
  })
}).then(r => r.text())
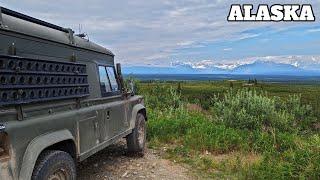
top-left (0, 7), bottom-right (147, 180)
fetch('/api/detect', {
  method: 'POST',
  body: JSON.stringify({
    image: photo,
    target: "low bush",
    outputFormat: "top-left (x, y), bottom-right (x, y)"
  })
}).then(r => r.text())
top-left (144, 83), bottom-right (182, 110)
top-left (211, 89), bottom-right (316, 133)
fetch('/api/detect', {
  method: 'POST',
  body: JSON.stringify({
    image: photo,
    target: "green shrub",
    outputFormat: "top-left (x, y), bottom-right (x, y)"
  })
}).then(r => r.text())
top-left (124, 76), bottom-right (141, 94)
top-left (147, 106), bottom-right (190, 142)
top-left (144, 83), bottom-right (182, 110)
top-left (281, 95), bottom-right (316, 131)
top-left (211, 89), bottom-right (316, 133)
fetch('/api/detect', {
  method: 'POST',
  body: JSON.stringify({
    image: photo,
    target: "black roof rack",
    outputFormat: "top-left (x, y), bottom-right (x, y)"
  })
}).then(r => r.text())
top-left (0, 7), bottom-right (69, 33)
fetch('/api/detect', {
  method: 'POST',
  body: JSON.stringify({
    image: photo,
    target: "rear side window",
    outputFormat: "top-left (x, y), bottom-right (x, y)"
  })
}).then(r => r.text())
top-left (98, 66), bottom-right (119, 96)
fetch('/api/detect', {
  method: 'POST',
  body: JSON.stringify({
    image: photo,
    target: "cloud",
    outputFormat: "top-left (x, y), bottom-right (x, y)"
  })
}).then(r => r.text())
top-left (177, 41), bottom-right (195, 46)
top-left (307, 28), bottom-right (320, 33)
top-left (1, 0), bottom-right (320, 66)
top-left (237, 33), bottom-right (261, 41)
top-left (223, 48), bottom-right (233, 51)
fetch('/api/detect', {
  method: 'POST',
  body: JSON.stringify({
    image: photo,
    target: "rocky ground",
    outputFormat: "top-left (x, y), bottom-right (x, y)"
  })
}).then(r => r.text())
top-left (77, 141), bottom-right (194, 180)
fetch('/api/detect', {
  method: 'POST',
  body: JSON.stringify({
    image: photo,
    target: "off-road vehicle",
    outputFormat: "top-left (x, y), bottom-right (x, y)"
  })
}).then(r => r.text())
top-left (0, 7), bottom-right (147, 180)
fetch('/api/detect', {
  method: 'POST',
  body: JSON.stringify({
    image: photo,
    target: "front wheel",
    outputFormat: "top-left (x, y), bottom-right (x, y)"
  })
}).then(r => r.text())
top-left (32, 150), bottom-right (76, 180)
top-left (126, 113), bottom-right (146, 155)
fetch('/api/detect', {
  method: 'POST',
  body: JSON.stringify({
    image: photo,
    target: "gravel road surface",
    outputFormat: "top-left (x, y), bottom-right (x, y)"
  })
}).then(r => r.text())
top-left (77, 141), bottom-right (193, 180)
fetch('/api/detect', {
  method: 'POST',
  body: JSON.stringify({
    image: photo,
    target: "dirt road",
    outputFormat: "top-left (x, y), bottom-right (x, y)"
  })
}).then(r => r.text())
top-left (77, 141), bottom-right (193, 180)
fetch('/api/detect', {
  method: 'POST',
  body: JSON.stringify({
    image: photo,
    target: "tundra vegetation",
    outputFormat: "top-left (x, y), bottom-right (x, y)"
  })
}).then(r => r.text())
top-left (133, 80), bottom-right (320, 179)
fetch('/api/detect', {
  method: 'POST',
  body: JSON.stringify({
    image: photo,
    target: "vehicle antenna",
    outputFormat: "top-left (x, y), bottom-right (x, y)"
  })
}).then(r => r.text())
top-left (78, 24), bottom-right (82, 34)
top-left (75, 24), bottom-right (87, 38)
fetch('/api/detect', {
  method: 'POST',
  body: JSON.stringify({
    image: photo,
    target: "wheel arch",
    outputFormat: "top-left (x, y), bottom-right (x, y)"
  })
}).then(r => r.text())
top-left (43, 139), bottom-right (77, 160)
top-left (130, 104), bottom-right (147, 129)
top-left (138, 108), bottom-right (147, 121)
top-left (18, 129), bottom-right (75, 180)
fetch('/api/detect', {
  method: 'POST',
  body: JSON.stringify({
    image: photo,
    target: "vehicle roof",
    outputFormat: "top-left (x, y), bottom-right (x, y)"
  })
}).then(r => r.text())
top-left (0, 7), bottom-right (114, 56)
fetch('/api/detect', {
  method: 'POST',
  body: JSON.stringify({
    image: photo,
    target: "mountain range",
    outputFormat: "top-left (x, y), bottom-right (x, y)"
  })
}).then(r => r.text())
top-left (123, 60), bottom-right (320, 76)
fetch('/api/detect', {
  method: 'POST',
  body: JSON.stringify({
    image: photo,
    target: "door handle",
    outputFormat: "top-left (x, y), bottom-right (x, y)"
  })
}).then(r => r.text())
top-left (106, 110), bottom-right (110, 119)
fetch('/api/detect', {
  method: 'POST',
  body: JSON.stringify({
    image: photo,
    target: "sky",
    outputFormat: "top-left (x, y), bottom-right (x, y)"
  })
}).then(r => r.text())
top-left (1, 0), bottom-right (320, 67)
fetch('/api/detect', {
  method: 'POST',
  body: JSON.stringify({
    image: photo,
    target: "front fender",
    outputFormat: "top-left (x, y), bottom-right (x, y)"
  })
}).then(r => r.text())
top-left (129, 104), bottom-right (146, 129)
top-left (19, 129), bottom-right (74, 180)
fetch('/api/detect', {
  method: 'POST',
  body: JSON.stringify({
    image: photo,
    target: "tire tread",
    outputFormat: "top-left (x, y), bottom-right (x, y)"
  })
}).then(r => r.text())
top-left (127, 113), bottom-right (146, 156)
top-left (31, 150), bottom-right (76, 180)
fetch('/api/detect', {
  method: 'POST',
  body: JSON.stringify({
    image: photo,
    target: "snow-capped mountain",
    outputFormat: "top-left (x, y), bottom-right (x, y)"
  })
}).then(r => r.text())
top-left (171, 60), bottom-right (245, 71)
top-left (123, 59), bottom-right (320, 76)
top-left (287, 58), bottom-right (320, 71)
top-left (231, 61), bottom-right (305, 75)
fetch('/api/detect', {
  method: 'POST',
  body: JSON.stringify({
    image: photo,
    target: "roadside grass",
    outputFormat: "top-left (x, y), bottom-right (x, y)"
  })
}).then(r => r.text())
top-left (147, 108), bottom-right (320, 179)
top-left (139, 81), bottom-right (320, 179)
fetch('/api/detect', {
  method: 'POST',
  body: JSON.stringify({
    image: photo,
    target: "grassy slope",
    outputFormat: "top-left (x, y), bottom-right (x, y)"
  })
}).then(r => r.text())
top-left (139, 81), bottom-right (320, 179)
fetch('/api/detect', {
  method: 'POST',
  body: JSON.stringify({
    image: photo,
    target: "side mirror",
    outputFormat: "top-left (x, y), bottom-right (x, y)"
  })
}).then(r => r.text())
top-left (116, 63), bottom-right (125, 93)
top-left (116, 63), bottom-right (122, 76)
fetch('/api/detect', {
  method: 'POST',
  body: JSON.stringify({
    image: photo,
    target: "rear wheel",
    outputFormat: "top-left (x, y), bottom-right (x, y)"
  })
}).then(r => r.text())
top-left (126, 113), bottom-right (146, 155)
top-left (32, 150), bottom-right (76, 180)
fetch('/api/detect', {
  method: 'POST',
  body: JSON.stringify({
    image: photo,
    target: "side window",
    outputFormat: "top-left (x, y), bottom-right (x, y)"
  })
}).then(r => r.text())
top-left (98, 65), bottom-right (119, 96)
top-left (98, 66), bottom-right (111, 93)
top-left (106, 67), bottom-right (119, 91)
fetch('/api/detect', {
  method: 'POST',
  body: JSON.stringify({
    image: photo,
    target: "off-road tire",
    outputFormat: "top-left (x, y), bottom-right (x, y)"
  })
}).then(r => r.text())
top-left (126, 113), bottom-right (146, 156)
top-left (32, 150), bottom-right (76, 180)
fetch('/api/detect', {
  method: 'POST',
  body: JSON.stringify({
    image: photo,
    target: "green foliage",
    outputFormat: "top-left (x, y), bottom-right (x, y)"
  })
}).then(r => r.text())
top-left (246, 139), bottom-right (320, 179)
top-left (147, 105), bottom-right (189, 142)
top-left (148, 108), bottom-right (248, 153)
top-left (143, 83), bottom-right (182, 110)
top-left (138, 81), bottom-right (320, 179)
top-left (177, 82), bottom-right (182, 93)
top-left (212, 89), bottom-right (317, 133)
top-left (139, 81), bottom-right (320, 119)
top-left (124, 76), bottom-right (140, 94)
top-left (184, 122), bottom-right (247, 153)
top-left (248, 78), bottom-right (258, 85)
top-left (283, 94), bottom-right (316, 131)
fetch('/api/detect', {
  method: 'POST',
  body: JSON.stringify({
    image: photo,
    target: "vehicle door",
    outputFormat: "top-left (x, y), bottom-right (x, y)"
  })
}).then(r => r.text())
top-left (97, 65), bottom-right (129, 142)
